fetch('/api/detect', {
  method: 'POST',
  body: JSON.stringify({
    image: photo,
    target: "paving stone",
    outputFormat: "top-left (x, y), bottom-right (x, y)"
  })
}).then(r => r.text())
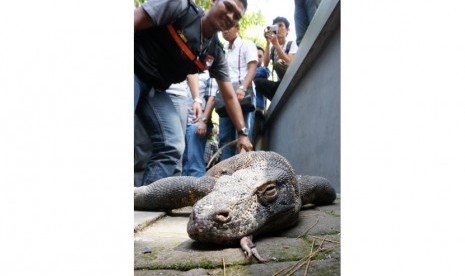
top-left (135, 211), bottom-right (167, 233)
top-left (134, 198), bottom-right (340, 274)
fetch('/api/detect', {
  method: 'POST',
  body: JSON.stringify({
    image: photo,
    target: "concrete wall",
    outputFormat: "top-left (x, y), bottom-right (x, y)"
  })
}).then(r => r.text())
top-left (257, 0), bottom-right (340, 193)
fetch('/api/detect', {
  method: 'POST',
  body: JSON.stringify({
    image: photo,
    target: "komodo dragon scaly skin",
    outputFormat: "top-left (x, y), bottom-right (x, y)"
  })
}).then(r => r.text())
top-left (134, 151), bottom-right (336, 262)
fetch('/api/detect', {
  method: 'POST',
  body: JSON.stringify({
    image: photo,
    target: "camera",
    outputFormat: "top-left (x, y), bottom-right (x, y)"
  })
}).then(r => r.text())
top-left (265, 25), bottom-right (279, 35)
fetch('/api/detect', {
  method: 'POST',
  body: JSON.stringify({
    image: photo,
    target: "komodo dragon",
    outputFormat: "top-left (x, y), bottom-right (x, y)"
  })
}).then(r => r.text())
top-left (134, 151), bottom-right (336, 262)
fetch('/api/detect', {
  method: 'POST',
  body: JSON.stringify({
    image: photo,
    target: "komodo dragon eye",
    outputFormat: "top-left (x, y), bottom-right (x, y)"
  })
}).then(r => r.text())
top-left (256, 182), bottom-right (278, 204)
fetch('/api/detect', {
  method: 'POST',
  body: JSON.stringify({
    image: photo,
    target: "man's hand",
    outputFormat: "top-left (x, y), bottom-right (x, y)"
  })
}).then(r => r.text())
top-left (269, 33), bottom-right (279, 48)
top-left (192, 102), bottom-right (202, 123)
top-left (264, 31), bottom-right (278, 45)
top-left (187, 74), bottom-right (201, 123)
top-left (196, 121), bottom-right (207, 137)
top-left (237, 135), bottom-right (253, 153)
top-left (236, 88), bottom-right (245, 102)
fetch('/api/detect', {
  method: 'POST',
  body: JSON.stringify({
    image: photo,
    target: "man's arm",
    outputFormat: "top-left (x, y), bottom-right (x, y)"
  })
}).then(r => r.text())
top-left (236, 60), bottom-right (257, 101)
top-left (273, 42), bottom-right (295, 64)
top-left (196, 95), bottom-right (215, 137)
top-left (202, 96), bottom-right (215, 124)
top-left (187, 74), bottom-right (202, 123)
top-left (263, 40), bottom-right (271, 67)
top-left (216, 80), bottom-right (253, 152)
top-left (267, 36), bottom-right (294, 64)
top-left (135, 0), bottom-right (188, 32)
top-left (134, 7), bottom-right (154, 32)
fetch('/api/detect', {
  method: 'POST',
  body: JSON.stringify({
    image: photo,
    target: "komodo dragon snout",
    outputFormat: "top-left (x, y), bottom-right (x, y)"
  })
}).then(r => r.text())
top-left (134, 151), bottom-right (336, 262)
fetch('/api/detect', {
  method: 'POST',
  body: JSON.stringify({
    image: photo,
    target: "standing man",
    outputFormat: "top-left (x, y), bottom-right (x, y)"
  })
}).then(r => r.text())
top-left (134, 0), bottom-right (253, 185)
top-left (219, 22), bottom-right (257, 159)
top-left (254, 16), bottom-right (298, 102)
top-left (252, 45), bottom-right (270, 141)
top-left (182, 72), bottom-right (217, 177)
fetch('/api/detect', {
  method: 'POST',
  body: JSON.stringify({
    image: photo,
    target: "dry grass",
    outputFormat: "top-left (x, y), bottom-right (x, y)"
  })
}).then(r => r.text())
top-left (272, 236), bottom-right (334, 276)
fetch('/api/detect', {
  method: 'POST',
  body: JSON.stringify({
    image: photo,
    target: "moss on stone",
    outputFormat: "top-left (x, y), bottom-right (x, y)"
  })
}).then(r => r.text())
top-left (139, 247), bottom-right (163, 261)
top-left (270, 239), bottom-right (313, 262)
top-left (312, 263), bottom-right (341, 276)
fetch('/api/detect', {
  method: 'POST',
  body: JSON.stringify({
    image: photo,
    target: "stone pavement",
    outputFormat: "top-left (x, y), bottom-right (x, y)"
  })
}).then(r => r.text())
top-left (134, 196), bottom-right (340, 275)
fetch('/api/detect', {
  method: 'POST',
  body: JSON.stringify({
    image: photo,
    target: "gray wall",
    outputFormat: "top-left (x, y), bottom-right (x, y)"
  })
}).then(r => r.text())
top-left (257, 0), bottom-right (340, 193)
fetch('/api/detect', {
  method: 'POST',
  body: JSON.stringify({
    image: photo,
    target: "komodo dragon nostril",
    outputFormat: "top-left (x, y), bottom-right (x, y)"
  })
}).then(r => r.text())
top-left (213, 210), bottom-right (231, 223)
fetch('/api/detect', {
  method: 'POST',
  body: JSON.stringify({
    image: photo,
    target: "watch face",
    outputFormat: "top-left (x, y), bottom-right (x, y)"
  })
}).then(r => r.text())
top-left (241, 128), bottom-right (249, 135)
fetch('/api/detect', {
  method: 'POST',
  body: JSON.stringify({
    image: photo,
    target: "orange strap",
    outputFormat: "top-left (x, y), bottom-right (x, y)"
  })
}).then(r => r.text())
top-left (167, 24), bottom-right (206, 71)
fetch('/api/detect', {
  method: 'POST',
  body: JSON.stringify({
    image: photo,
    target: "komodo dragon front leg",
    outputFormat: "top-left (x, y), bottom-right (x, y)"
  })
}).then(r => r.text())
top-left (134, 176), bottom-right (217, 211)
top-left (240, 235), bottom-right (267, 262)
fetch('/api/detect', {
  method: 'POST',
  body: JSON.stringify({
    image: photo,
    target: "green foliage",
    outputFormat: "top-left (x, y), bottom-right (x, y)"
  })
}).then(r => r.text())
top-left (194, 0), bottom-right (211, 10)
top-left (134, 0), bottom-right (145, 8)
top-left (239, 11), bottom-right (266, 48)
top-left (194, 0), bottom-right (266, 47)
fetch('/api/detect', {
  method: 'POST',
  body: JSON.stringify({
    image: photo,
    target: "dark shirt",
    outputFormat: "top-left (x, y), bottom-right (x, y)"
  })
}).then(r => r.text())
top-left (135, 0), bottom-right (230, 90)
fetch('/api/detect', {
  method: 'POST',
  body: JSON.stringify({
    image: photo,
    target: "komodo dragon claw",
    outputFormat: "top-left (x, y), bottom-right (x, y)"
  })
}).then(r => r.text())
top-left (240, 235), bottom-right (267, 262)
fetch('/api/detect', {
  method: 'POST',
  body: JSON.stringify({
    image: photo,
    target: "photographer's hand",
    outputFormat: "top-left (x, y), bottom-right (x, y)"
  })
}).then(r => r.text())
top-left (269, 33), bottom-right (279, 48)
top-left (264, 31), bottom-right (274, 42)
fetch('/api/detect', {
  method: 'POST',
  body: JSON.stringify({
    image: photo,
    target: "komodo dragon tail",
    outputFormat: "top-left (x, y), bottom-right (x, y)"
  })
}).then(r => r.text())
top-left (134, 176), bottom-right (217, 211)
top-left (297, 175), bottom-right (337, 206)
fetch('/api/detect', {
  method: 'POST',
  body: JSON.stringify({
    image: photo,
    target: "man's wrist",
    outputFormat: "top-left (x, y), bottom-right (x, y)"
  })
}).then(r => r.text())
top-left (238, 127), bottom-right (249, 137)
top-left (201, 117), bottom-right (209, 124)
top-left (194, 97), bottom-right (202, 104)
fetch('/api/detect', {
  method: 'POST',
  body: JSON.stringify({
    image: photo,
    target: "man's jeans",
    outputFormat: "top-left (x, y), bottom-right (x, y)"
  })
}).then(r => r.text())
top-left (168, 93), bottom-right (188, 175)
top-left (134, 74), bottom-right (150, 111)
top-left (134, 74), bottom-right (185, 186)
top-left (182, 122), bottom-right (212, 177)
top-left (294, 0), bottom-right (320, 46)
top-left (219, 111), bottom-right (253, 160)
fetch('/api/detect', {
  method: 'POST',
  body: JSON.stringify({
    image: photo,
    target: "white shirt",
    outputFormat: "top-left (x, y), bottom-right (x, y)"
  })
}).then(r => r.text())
top-left (224, 36), bottom-right (258, 86)
top-left (287, 39), bottom-right (299, 55)
top-left (271, 39), bottom-right (299, 64)
top-left (165, 80), bottom-right (188, 97)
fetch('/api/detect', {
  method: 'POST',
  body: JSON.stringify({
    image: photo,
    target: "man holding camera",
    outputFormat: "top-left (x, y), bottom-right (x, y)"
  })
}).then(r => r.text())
top-left (254, 16), bottom-right (298, 101)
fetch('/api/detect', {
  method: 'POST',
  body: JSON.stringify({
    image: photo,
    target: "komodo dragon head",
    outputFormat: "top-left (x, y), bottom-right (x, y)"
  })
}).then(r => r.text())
top-left (134, 151), bottom-right (336, 262)
top-left (187, 151), bottom-right (301, 241)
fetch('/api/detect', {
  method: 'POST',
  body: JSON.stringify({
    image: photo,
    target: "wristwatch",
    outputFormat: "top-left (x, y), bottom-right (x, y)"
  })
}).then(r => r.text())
top-left (238, 127), bottom-right (249, 137)
top-left (201, 117), bottom-right (209, 123)
top-left (239, 85), bottom-right (245, 91)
